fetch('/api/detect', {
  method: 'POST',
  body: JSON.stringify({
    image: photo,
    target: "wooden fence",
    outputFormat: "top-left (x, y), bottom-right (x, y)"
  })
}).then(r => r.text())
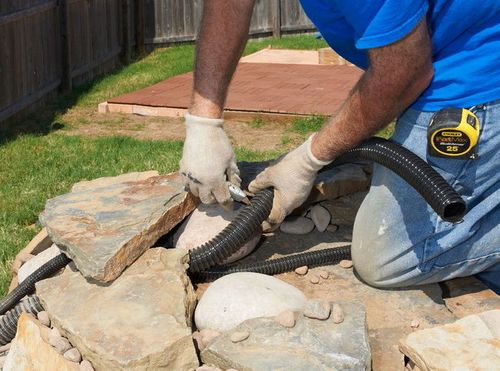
top-left (143, 0), bottom-right (314, 45)
top-left (0, 0), bottom-right (314, 125)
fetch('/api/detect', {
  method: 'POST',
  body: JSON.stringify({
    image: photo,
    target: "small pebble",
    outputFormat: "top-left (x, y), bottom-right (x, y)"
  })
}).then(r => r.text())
top-left (280, 216), bottom-right (315, 235)
top-left (0, 342), bottom-right (11, 353)
top-left (64, 348), bottom-right (82, 363)
top-left (79, 359), bottom-right (95, 371)
top-left (192, 331), bottom-right (203, 350)
top-left (410, 319), bottom-right (420, 329)
top-left (294, 266), bottom-right (308, 275)
top-left (274, 310), bottom-right (296, 328)
top-left (310, 205), bottom-right (331, 232)
top-left (339, 260), bottom-right (353, 269)
top-left (309, 275), bottom-right (320, 284)
top-left (332, 303), bottom-right (344, 323)
top-left (37, 311), bottom-right (50, 327)
top-left (326, 224), bottom-right (339, 233)
top-left (199, 328), bottom-right (221, 349)
top-left (196, 366), bottom-right (222, 371)
top-left (230, 330), bottom-right (250, 343)
top-left (319, 270), bottom-right (329, 279)
top-left (51, 336), bottom-right (72, 354)
top-left (49, 327), bottom-right (61, 339)
top-left (303, 299), bottom-right (331, 320)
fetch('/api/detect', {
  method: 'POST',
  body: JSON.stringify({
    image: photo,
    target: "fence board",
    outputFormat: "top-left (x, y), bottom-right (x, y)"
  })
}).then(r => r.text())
top-left (1, 0), bottom-right (314, 125)
top-left (280, 0), bottom-right (314, 31)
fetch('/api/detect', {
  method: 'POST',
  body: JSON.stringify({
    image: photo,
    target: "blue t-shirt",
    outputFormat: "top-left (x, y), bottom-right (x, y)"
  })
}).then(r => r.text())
top-left (299, 0), bottom-right (500, 111)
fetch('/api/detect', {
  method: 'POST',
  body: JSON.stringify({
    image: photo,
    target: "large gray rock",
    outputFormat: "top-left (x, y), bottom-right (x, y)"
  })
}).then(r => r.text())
top-left (399, 310), bottom-right (500, 371)
top-left (39, 172), bottom-right (197, 282)
top-left (174, 204), bottom-right (261, 264)
top-left (202, 301), bottom-right (371, 370)
top-left (195, 272), bottom-right (307, 332)
top-left (36, 248), bottom-right (199, 371)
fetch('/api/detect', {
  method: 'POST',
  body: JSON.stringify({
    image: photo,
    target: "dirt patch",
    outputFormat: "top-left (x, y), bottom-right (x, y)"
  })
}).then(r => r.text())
top-left (60, 107), bottom-right (305, 152)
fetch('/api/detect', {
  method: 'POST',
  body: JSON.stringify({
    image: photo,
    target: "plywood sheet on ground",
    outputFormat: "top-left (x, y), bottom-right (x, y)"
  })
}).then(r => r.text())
top-left (106, 63), bottom-right (362, 117)
top-left (240, 48), bottom-right (320, 64)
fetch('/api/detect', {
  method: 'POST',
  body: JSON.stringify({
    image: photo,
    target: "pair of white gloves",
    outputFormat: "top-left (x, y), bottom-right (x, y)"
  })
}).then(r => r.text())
top-left (180, 113), bottom-right (331, 225)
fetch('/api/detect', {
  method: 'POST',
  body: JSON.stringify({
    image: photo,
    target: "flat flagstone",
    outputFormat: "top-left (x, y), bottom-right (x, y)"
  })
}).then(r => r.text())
top-left (36, 248), bottom-right (199, 370)
top-left (202, 301), bottom-right (370, 371)
top-left (399, 310), bottom-right (500, 370)
top-left (39, 172), bottom-right (197, 282)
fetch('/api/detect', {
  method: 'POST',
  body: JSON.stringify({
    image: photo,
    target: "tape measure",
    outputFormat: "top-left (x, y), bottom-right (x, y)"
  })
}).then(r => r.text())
top-left (428, 108), bottom-right (480, 159)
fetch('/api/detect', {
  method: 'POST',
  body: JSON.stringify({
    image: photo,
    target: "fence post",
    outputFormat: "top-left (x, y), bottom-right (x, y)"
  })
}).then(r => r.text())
top-left (272, 0), bottom-right (281, 38)
top-left (59, 0), bottom-right (72, 93)
top-left (134, 0), bottom-right (145, 56)
top-left (121, 0), bottom-right (132, 64)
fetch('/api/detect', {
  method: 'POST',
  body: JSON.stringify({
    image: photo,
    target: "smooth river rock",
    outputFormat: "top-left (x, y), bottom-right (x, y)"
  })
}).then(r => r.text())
top-left (174, 204), bottom-right (261, 264)
top-left (309, 205), bottom-right (331, 232)
top-left (17, 244), bottom-right (62, 283)
top-left (202, 301), bottom-right (371, 371)
top-left (36, 248), bottom-right (199, 370)
top-left (195, 272), bottom-right (307, 332)
top-left (280, 216), bottom-right (315, 234)
top-left (39, 172), bottom-right (197, 282)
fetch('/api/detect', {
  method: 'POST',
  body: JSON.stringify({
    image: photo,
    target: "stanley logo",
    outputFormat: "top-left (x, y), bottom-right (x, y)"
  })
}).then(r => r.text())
top-left (442, 131), bottom-right (462, 137)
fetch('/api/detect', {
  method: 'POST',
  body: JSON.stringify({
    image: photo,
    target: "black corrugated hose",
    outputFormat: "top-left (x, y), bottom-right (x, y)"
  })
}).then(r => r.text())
top-left (0, 253), bottom-right (71, 316)
top-left (0, 295), bottom-right (43, 346)
top-left (331, 137), bottom-right (466, 222)
top-left (0, 137), bottom-right (466, 344)
top-left (190, 137), bottom-right (466, 275)
top-left (193, 245), bottom-right (351, 281)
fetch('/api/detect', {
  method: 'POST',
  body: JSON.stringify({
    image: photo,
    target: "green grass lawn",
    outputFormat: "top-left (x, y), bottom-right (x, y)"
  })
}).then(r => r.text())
top-left (0, 35), bottom-right (325, 295)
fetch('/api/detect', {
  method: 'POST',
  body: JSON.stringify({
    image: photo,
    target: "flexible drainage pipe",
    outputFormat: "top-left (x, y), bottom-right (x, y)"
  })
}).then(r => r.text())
top-left (187, 137), bottom-right (466, 274)
top-left (0, 138), bottom-right (466, 342)
top-left (0, 295), bottom-right (43, 346)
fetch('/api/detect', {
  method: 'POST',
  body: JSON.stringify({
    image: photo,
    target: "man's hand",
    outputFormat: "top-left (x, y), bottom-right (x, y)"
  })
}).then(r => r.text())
top-left (248, 135), bottom-right (331, 225)
top-left (180, 113), bottom-right (240, 204)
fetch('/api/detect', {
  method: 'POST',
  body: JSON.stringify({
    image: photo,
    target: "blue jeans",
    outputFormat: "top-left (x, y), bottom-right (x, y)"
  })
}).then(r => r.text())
top-left (351, 99), bottom-right (500, 290)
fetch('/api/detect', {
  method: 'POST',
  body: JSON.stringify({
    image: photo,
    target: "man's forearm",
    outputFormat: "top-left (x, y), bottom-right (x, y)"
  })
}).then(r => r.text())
top-left (190, 0), bottom-right (255, 118)
top-left (311, 18), bottom-right (434, 161)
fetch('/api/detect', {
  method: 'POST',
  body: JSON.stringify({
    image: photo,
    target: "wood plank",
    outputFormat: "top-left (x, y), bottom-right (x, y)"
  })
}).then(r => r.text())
top-left (0, 0), bottom-right (56, 26)
top-left (59, 0), bottom-right (72, 92)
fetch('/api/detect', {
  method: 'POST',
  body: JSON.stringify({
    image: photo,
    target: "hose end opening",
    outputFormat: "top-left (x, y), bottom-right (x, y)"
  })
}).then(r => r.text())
top-left (442, 201), bottom-right (466, 223)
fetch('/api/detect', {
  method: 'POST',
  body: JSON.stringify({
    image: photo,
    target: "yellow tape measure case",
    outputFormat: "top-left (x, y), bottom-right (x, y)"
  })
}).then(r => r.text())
top-left (427, 108), bottom-right (480, 159)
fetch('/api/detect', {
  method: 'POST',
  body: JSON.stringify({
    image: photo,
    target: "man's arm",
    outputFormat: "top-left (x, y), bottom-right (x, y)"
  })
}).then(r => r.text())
top-left (311, 17), bottom-right (433, 161)
top-left (180, 0), bottom-right (255, 204)
top-left (190, 0), bottom-right (256, 118)
top-left (249, 17), bottom-right (434, 225)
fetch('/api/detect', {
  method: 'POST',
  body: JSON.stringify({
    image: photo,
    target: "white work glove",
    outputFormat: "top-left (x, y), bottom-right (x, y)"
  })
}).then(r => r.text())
top-left (180, 113), bottom-right (241, 204)
top-left (248, 135), bottom-right (331, 225)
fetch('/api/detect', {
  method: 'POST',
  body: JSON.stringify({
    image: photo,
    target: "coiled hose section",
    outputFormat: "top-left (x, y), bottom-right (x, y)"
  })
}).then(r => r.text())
top-left (0, 295), bottom-right (43, 345)
top-left (0, 138), bottom-right (466, 343)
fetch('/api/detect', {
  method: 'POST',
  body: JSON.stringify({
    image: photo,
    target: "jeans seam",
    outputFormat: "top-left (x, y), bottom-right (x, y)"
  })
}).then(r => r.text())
top-left (432, 251), bottom-right (500, 269)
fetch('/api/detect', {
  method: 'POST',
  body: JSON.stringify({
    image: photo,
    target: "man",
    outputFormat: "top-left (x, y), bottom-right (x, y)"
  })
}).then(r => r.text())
top-left (180, 1), bottom-right (499, 290)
